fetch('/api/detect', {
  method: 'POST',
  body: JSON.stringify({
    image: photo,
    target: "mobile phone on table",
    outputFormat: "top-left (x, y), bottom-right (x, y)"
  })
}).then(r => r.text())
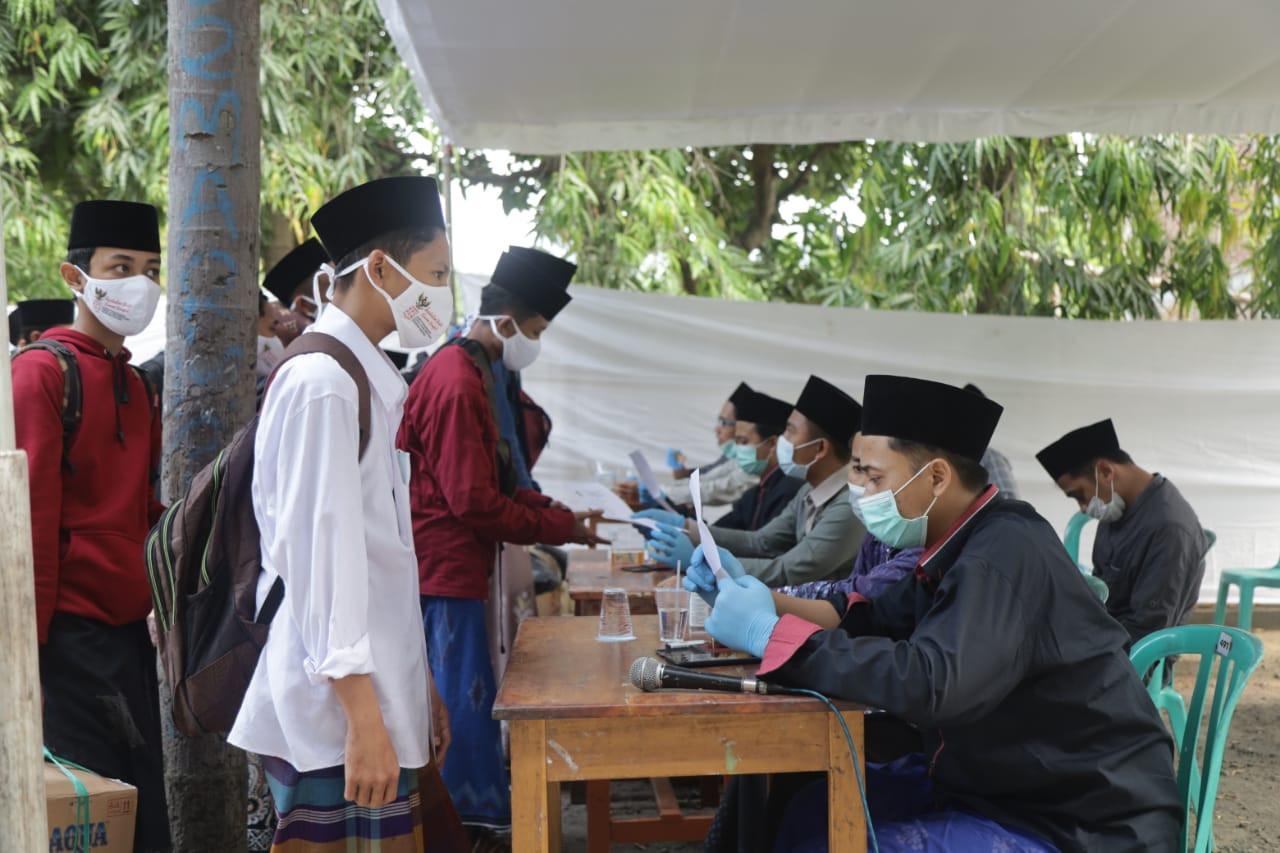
top-left (656, 644), bottom-right (761, 668)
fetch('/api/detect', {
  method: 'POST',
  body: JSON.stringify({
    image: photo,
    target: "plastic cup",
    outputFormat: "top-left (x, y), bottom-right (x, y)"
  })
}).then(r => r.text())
top-left (597, 587), bottom-right (636, 642)
top-left (687, 594), bottom-right (710, 631)
top-left (654, 587), bottom-right (690, 644)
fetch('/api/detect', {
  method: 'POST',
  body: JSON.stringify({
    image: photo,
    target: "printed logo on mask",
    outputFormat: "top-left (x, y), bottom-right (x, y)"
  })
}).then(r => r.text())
top-left (94, 287), bottom-right (107, 300)
top-left (416, 293), bottom-right (431, 310)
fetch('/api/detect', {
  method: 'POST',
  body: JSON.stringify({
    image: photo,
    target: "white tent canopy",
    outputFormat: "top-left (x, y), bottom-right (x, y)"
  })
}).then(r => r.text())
top-left (377, 0), bottom-right (1280, 152)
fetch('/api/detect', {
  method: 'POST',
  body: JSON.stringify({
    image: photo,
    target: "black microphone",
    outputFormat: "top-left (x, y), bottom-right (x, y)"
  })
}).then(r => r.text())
top-left (629, 656), bottom-right (804, 696)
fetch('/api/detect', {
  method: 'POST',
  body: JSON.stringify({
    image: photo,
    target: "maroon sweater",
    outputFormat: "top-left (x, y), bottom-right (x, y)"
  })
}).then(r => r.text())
top-left (13, 328), bottom-right (163, 642)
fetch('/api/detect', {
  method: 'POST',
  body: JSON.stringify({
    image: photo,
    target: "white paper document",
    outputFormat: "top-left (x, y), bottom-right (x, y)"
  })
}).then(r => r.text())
top-left (561, 481), bottom-right (635, 521)
top-left (629, 450), bottom-right (679, 513)
top-left (690, 469), bottom-right (730, 581)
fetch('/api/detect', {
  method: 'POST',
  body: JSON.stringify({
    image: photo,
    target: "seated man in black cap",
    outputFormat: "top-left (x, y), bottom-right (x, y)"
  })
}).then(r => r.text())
top-left (397, 246), bottom-right (608, 841)
top-left (712, 388), bottom-right (804, 531)
top-left (645, 375), bottom-right (866, 586)
top-left (8, 298), bottom-right (75, 352)
top-left (13, 200), bottom-right (171, 852)
top-left (688, 376), bottom-right (1180, 852)
top-left (1037, 418), bottom-right (1208, 648)
top-left (229, 176), bottom-right (456, 850)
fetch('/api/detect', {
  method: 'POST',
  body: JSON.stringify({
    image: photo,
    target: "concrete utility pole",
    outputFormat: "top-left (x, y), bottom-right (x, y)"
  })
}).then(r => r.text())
top-left (0, 185), bottom-right (49, 853)
top-left (164, 0), bottom-right (261, 848)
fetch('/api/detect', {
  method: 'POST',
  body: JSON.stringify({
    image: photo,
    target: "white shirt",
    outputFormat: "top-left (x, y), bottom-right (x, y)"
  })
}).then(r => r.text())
top-left (229, 305), bottom-right (432, 772)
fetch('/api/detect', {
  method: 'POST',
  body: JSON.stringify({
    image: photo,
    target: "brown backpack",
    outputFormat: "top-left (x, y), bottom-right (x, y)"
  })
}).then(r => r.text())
top-left (145, 333), bottom-right (370, 736)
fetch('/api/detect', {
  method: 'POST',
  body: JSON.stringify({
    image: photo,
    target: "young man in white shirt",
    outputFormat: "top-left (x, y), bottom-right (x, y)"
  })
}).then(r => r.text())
top-left (229, 176), bottom-right (456, 850)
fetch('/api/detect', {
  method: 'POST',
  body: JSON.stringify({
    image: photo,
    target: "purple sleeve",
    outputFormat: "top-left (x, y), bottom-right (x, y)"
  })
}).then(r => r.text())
top-left (849, 547), bottom-right (924, 599)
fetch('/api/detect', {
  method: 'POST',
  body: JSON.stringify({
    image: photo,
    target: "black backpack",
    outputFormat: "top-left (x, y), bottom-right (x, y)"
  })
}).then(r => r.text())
top-left (145, 333), bottom-right (371, 736)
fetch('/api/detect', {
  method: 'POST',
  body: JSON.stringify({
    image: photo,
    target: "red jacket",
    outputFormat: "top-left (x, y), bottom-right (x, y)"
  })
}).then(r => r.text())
top-left (397, 344), bottom-right (575, 599)
top-left (12, 328), bottom-right (163, 643)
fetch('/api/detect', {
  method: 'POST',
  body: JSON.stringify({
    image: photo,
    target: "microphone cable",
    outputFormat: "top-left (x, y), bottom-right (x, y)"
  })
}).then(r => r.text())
top-left (787, 687), bottom-right (879, 853)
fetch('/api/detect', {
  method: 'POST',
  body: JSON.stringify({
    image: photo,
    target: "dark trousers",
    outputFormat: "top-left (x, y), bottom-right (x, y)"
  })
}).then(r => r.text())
top-left (41, 612), bottom-right (172, 853)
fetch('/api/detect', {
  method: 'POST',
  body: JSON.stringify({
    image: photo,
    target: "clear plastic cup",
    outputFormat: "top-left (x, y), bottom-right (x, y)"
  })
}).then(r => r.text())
top-left (687, 594), bottom-right (710, 631)
top-left (597, 587), bottom-right (636, 642)
top-left (654, 587), bottom-right (690, 644)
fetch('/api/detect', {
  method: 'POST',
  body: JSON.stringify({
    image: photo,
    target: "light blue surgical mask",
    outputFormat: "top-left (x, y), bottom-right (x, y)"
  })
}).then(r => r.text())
top-left (776, 436), bottom-right (822, 478)
top-left (856, 463), bottom-right (938, 549)
top-left (719, 440), bottom-right (736, 458)
top-left (846, 482), bottom-right (867, 521)
top-left (731, 442), bottom-right (768, 476)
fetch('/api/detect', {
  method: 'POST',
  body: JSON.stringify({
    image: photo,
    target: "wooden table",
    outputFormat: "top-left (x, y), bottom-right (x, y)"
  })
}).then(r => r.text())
top-left (566, 548), bottom-right (673, 617)
top-left (493, 617), bottom-right (867, 853)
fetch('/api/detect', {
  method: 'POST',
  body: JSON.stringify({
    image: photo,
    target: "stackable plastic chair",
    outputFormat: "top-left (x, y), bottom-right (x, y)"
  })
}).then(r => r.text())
top-left (1062, 511), bottom-right (1094, 567)
top-left (1129, 625), bottom-right (1264, 853)
top-left (1214, 556), bottom-right (1280, 632)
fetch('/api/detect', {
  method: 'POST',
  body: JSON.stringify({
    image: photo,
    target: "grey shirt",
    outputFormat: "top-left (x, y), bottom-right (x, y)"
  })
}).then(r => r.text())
top-left (980, 446), bottom-right (1020, 500)
top-left (1092, 474), bottom-right (1207, 647)
top-left (711, 466), bottom-right (866, 586)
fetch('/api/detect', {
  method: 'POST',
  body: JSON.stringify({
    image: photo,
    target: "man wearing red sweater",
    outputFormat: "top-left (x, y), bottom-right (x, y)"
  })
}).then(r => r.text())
top-left (12, 200), bottom-right (169, 852)
top-left (398, 247), bottom-right (604, 841)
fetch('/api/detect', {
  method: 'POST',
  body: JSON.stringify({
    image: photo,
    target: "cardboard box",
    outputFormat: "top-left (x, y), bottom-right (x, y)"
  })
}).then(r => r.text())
top-left (44, 760), bottom-right (137, 853)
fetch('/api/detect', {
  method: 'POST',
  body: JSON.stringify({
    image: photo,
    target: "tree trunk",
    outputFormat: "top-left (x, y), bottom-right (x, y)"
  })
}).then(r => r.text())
top-left (735, 143), bottom-right (778, 251)
top-left (163, 1), bottom-right (261, 849)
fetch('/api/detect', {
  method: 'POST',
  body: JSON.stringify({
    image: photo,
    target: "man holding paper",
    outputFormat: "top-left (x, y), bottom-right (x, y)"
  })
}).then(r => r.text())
top-left (641, 375), bottom-right (866, 586)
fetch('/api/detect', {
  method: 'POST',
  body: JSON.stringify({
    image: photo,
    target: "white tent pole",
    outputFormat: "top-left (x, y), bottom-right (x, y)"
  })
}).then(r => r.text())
top-left (0, 181), bottom-right (51, 850)
top-left (442, 139), bottom-right (460, 324)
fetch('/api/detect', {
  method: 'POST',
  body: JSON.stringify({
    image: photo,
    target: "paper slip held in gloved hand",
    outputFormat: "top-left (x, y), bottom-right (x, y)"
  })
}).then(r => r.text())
top-left (629, 450), bottom-right (679, 513)
top-left (690, 469), bottom-right (730, 581)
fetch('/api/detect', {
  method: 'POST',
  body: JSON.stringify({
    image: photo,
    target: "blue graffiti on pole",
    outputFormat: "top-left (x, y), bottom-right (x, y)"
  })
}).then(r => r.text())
top-left (172, 0), bottom-right (252, 452)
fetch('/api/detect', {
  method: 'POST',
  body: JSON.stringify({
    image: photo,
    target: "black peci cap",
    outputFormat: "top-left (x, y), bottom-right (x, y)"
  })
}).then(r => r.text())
top-left (728, 382), bottom-right (754, 409)
top-left (67, 201), bottom-right (160, 254)
top-left (1036, 419), bottom-right (1121, 480)
top-left (9, 299), bottom-right (75, 346)
top-left (263, 238), bottom-right (330, 304)
top-left (735, 390), bottom-right (794, 431)
top-left (794, 375), bottom-right (862, 447)
top-left (489, 246), bottom-right (577, 321)
top-left (311, 176), bottom-right (445, 264)
top-left (861, 375), bottom-right (1002, 462)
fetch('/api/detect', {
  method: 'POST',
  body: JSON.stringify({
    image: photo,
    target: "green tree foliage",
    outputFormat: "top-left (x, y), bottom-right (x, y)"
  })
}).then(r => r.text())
top-left (477, 135), bottom-right (1279, 319)
top-left (4, 0), bottom-right (1279, 319)
top-left (1, 0), bottom-right (434, 298)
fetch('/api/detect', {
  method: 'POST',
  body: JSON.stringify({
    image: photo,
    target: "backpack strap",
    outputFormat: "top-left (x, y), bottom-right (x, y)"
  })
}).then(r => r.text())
top-left (14, 340), bottom-right (82, 474)
top-left (264, 332), bottom-right (372, 460)
top-left (129, 363), bottom-right (161, 485)
top-left (449, 337), bottom-right (519, 497)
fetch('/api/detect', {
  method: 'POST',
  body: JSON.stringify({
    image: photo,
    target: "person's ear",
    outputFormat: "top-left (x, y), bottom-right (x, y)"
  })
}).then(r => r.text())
top-left (1096, 459), bottom-right (1115, 482)
top-left (59, 262), bottom-right (85, 292)
top-left (931, 458), bottom-right (952, 495)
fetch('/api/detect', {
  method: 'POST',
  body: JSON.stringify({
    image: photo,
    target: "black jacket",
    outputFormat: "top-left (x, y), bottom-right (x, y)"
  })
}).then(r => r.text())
top-left (770, 493), bottom-right (1181, 852)
top-left (714, 466), bottom-right (804, 532)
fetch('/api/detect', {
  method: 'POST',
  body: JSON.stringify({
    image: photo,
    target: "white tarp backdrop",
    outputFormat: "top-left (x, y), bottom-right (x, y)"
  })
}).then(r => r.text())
top-left (376, 0), bottom-right (1280, 152)
top-left (118, 279), bottom-right (1280, 603)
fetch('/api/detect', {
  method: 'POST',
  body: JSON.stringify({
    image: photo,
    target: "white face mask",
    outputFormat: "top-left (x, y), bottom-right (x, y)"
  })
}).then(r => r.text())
top-left (310, 263), bottom-right (335, 321)
top-left (256, 335), bottom-right (285, 377)
top-left (335, 254), bottom-right (449, 349)
top-left (1085, 468), bottom-right (1126, 522)
top-left (73, 268), bottom-right (161, 337)
top-left (479, 314), bottom-right (540, 371)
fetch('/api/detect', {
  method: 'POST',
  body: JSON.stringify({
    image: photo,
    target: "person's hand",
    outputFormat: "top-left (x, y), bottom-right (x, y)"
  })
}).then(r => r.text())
top-left (569, 510), bottom-right (611, 546)
top-left (613, 481), bottom-right (641, 506)
top-left (146, 610), bottom-right (159, 647)
top-left (665, 448), bottom-right (686, 470)
top-left (429, 677), bottom-right (451, 769)
top-left (547, 498), bottom-right (571, 513)
top-left (646, 522), bottom-right (694, 570)
top-left (672, 467), bottom-right (693, 480)
top-left (704, 575), bottom-right (780, 657)
top-left (631, 508), bottom-right (684, 529)
top-left (682, 544), bottom-right (746, 606)
top-left (343, 715), bottom-right (402, 807)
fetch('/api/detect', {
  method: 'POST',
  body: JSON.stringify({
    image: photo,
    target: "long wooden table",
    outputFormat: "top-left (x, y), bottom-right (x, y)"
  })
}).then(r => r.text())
top-left (566, 547), bottom-right (673, 616)
top-left (493, 617), bottom-right (867, 852)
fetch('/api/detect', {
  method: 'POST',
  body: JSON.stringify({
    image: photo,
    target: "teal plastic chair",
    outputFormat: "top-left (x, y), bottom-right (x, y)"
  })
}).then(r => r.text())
top-left (1062, 511), bottom-right (1094, 567)
top-left (1214, 556), bottom-right (1279, 632)
top-left (1129, 625), bottom-right (1264, 852)
top-left (1082, 574), bottom-right (1109, 603)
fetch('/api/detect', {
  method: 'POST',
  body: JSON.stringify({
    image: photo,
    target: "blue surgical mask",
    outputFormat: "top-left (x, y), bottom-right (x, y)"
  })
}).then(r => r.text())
top-left (719, 440), bottom-right (736, 458)
top-left (731, 442), bottom-right (768, 476)
top-left (846, 483), bottom-right (867, 521)
top-left (776, 436), bottom-right (822, 478)
top-left (856, 463), bottom-right (938, 549)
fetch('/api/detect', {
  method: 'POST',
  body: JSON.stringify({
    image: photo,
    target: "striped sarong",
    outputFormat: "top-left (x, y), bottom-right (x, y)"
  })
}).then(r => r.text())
top-left (263, 757), bottom-right (424, 852)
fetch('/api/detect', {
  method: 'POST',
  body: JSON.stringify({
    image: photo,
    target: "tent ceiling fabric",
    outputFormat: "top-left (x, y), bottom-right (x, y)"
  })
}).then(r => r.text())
top-left (377, 0), bottom-right (1280, 152)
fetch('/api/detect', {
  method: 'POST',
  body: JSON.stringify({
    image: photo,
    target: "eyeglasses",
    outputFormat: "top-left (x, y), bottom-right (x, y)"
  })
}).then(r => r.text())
top-left (715, 417), bottom-right (736, 428)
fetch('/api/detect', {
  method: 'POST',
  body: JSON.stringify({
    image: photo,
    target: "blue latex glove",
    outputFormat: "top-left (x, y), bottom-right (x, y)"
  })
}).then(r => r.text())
top-left (637, 482), bottom-right (662, 507)
top-left (631, 509), bottom-right (684, 541)
top-left (704, 575), bottom-right (780, 657)
top-left (646, 522), bottom-right (695, 570)
top-left (666, 448), bottom-right (686, 470)
top-left (682, 545), bottom-right (720, 606)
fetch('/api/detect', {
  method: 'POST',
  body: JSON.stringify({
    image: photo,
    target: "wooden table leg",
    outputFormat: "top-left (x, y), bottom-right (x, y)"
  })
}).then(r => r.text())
top-left (827, 711), bottom-right (866, 852)
top-left (511, 720), bottom-right (558, 852)
top-left (585, 780), bottom-right (612, 853)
